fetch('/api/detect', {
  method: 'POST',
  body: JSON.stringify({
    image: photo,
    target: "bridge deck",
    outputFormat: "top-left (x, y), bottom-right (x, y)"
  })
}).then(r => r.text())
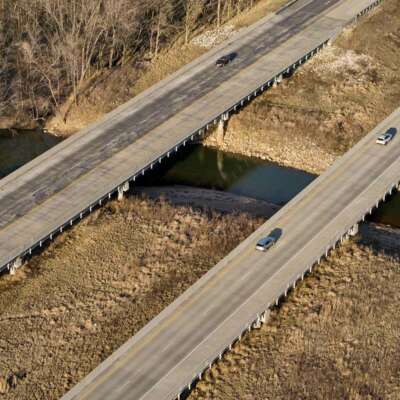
top-left (0, 0), bottom-right (379, 272)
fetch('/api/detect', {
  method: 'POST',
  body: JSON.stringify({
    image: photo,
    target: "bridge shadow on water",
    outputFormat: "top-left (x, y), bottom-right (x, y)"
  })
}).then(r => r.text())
top-left (368, 187), bottom-right (400, 229)
top-left (133, 144), bottom-right (317, 207)
top-left (357, 222), bottom-right (400, 260)
top-left (362, 185), bottom-right (400, 259)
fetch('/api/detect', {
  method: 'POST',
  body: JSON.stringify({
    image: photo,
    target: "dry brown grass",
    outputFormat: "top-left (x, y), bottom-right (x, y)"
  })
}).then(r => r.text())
top-left (189, 224), bottom-right (400, 400)
top-left (206, 0), bottom-right (400, 173)
top-left (131, 46), bottom-right (207, 96)
top-left (0, 197), bottom-right (262, 399)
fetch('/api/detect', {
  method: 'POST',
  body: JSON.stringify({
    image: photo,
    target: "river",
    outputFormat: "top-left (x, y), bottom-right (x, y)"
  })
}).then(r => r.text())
top-left (0, 131), bottom-right (399, 227)
top-left (139, 145), bottom-right (317, 206)
top-left (0, 129), bottom-right (61, 179)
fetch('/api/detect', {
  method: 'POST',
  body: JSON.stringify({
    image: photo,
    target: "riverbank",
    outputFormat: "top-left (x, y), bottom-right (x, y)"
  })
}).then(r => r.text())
top-left (205, 0), bottom-right (400, 174)
top-left (134, 186), bottom-right (280, 218)
top-left (0, 195), bottom-right (263, 398)
top-left (189, 223), bottom-right (400, 399)
top-left (0, 130), bottom-right (61, 179)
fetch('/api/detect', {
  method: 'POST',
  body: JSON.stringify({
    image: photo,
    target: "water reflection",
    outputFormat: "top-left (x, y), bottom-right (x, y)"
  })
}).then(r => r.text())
top-left (0, 133), bottom-right (399, 228)
top-left (141, 145), bottom-right (317, 206)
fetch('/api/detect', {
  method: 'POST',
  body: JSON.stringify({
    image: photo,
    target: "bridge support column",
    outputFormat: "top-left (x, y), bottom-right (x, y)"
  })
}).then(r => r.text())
top-left (253, 310), bottom-right (270, 329)
top-left (216, 113), bottom-right (229, 146)
top-left (9, 257), bottom-right (23, 275)
top-left (117, 181), bottom-right (130, 201)
top-left (348, 223), bottom-right (359, 237)
top-left (273, 74), bottom-right (283, 87)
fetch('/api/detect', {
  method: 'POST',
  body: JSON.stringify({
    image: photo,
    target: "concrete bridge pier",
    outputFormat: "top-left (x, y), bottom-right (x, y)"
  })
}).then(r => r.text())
top-left (117, 181), bottom-right (130, 201)
top-left (253, 310), bottom-right (269, 329)
top-left (9, 257), bottom-right (23, 275)
top-left (273, 74), bottom-right (283, 88)
top-left (216, 113), bottom-right (230, 145)
top-left (348, 223), bottom-right (359, 237)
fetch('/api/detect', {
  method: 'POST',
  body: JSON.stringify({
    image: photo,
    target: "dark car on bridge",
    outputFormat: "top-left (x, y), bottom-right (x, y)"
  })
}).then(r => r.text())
top-left (216, 52), bottom-right (237, 67)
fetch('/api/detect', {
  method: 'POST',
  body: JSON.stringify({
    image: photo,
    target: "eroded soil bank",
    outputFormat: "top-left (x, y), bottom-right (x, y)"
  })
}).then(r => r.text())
top-left (205, 0), bottom-right (400, 173)
top-left (1, 194), bottom-right (399, 399)
top-left (1, 1), bottom-right (399, 399)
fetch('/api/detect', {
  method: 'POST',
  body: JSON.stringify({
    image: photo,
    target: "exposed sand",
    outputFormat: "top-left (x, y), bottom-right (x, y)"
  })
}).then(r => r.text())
top-left (1, 1), bottom-right (399, 399)
top-left (44, 0), bottom-right (288, 137)
top-left (134, 186), bottom-right (280, 218)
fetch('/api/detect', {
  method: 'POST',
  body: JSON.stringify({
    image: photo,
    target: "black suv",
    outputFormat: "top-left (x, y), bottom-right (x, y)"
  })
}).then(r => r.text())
top-left (215, 52), bottom-right (237, 67)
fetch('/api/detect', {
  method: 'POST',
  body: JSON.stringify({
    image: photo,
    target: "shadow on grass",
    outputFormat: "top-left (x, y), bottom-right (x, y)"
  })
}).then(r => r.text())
top-left (357, 223), bottom-right (400, 259)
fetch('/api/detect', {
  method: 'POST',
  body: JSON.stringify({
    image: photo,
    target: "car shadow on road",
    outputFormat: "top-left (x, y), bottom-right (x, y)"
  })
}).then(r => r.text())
top-left (269, 227), bottom-right (283, 242)
top-left (386, 127), bottom-right (397, 138)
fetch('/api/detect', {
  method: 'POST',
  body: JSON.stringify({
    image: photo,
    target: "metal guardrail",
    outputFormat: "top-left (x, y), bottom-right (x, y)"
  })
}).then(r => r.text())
top-left (170, 178), bottom-right (399, 400)
top-left (161, 2), bottom-right (387, 398)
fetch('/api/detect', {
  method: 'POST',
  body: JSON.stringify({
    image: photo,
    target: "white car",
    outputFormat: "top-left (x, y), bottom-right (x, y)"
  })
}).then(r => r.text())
top-left (255, 236), bottom-right (276, 252)
top-left (376, 133), bottom-right (394, 145)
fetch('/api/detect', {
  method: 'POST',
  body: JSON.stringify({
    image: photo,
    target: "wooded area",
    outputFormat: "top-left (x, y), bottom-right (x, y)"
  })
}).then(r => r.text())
top-left (0, 0), bottom-right (257, 123)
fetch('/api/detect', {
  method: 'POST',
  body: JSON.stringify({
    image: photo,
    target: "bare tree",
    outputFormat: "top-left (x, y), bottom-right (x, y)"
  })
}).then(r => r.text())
top-left (184, 0), bottom-right (204, 44)
top-left (0, 0), bottom-right (259, 124)
top-left (217, 0), bottom-right (222, 27)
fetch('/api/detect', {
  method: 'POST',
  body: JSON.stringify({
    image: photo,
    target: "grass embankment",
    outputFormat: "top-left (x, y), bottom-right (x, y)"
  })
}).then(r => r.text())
top-left (205, 0), bottom-right (400, 173)
top-left (0, 198), bottom-right (263, 399)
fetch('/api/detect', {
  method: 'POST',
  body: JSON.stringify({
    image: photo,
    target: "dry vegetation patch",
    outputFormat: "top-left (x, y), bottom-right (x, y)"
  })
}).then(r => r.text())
top-left (0, 197), bottom-right (263, 399)
top-left (2, 0), bottom-right (268, 131)
top-left (189, 224), bottom-right (400, 399)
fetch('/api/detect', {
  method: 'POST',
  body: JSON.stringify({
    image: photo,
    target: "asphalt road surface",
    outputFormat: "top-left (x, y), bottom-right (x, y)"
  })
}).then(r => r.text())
top-left (0, 0), bottom-right (378, 272)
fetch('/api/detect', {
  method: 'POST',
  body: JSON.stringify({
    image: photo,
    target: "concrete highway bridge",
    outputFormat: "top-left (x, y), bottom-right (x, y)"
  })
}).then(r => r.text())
top-left (2, 0), bottom-right (397, 399)
top-left (52, 0), bottom-right (400, 399)
top-left (0, 0), bottom-right (381, 274)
